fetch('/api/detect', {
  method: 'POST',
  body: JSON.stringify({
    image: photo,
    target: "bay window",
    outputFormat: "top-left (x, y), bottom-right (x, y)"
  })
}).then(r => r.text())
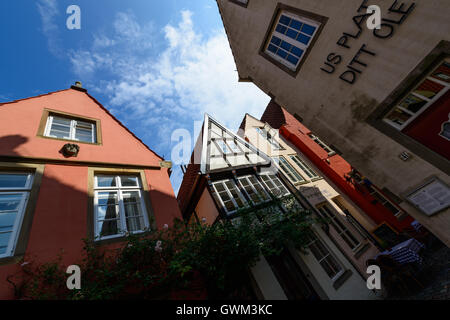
top-left (212, 179), bottom-right (247, 215)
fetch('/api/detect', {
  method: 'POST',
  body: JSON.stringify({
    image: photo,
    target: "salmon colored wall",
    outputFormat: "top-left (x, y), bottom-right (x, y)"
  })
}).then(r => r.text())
top-left (280, 125), bottom-right (413, 232)
top-left (0, 89), bottom-right (183, 299)
top-left (0, 89), bottom-right (161, 167)
top-left (145, 168), bottom-right (183, 228)
top-left (0, 164), bottom-right (88, 299)
top-left (195, 189), bottom-right (220, 225)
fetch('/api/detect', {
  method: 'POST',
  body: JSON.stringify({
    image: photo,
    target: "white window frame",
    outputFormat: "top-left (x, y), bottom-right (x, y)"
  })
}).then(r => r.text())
top-left (307, 232), bottom-right (345, 281)
top-left (259, 174), bottom-right (291, 198)
top-left (212, 179), bottom-right (248, 215)
top-left (0, 172), bottom-right (33, 258)
top-left (366, 185), bottom-right (405, 218)
top-left (94, 175), bottom-right (150, 240)
top-left (273, 156), bottom-right (305, 184)
top-left (308, 133), bottom-right (335, 156)
top-left (265, 11), bottom-right (320, 71)
top-left (383, 58), bottom-right (450, 130)
top-left (238, 175), bottom-right (271, 205)
top-left (316, 202), bottom-right (362, 251)
top-left (44, 115), bottom-right (97, 143)
top-left (256, 127), bottom-right (283, 150)
top-left (289, 154), bottom-right (320, 180)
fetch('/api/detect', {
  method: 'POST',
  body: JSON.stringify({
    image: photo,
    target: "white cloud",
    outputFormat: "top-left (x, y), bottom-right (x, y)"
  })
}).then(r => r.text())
top-left (69, 10), bottom-right (270, 194)
top-left (36, 0), bottom-right (62, 56)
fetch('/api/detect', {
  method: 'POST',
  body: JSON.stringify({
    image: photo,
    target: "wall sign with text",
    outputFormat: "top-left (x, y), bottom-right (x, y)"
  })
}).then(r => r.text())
top-left (406, 178), bottom-right (450, 216)
top-left (320, 0), bottom-right (416, 85)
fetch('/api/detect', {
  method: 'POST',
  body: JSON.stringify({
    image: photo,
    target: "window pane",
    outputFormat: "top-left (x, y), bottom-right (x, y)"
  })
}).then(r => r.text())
top-left (124, 202), bottom-right (141, 218)
top-left (311, 239), bottom-right (329, 259)
top-left (385, 108), bottom-right (412, 126)
top-left (229, 188), bottom-right (245, 208)
top-left (75, 128), bottom-right (93, 143)
top-left (215, 183), bottom-right (225, 192)
top-left (270, 36), bottom-right (281, 46)
top-left (218, 190), bottom-right (231, 202)
top-left (320, 260), bottom-right (336, 278)
top-left (290, 155), bottom-right (317, 179)
top-left (224, 200), bottom-right (237, 212)
top-left (76, 120), bottom-right (93, 129)
top-left (287, 55), bottom-right (299, 65)
top-left (414, 79), bottom-right (444, 99)
top-left (431, 62), bottom-right (450, 83)
top-left (383, 200), bottom-right (400, 215)
top-left (97, 176), bottom-right (116, 188)
top-left (0, 232), bottom-right (12, 255)
top-left (276, 49), bottom-right (288, 59)
top-left (301, 24), bottom-right (316, 36)
top-left (324, 256), bottom-right (342, 277)
top-left (123, 192), bottom-right (139, 204)
top-left (290, 19), bottom-right (302, 30)
top-left (52, 117), bottom-right (71, 126)
top-left (126, 216), bottom-right (145, 232)
top-left (0, 194), bottom-right (22, 211)
top-left (0, 174), bottom-right (29, 189)
top-left (0, 212), bottom-right (17, 232)
top-left (249, 177), bottom-right (269, 201)
top-left (49, 117), bottom-right (71, 138)
top-left (279, 15), bottom-right (291, 26)
top-left (97, 192), bottom-right (118, 206)
top-left (97, 220), bottom-right (119, 237)
top-left (399, 94), bottom-right (427, 114)
top-left (97, 204), bottom-right (119, 220)
top-left (120, 176), bottom-right (139, 187)
top-left (123, 192), bottom-right (142, 216)
top-left (343, 231), bottom-right (359, 248)
top-left (291, 46), bottom-right (304, 58)
top-left (297, 34), bottom-right (311, 45)
top-left (309, 242), bottom-right (325, 260)
top-left (286, 28), bottom-right (298, 40)
top-left (279, 157), bottom-right (304, 183)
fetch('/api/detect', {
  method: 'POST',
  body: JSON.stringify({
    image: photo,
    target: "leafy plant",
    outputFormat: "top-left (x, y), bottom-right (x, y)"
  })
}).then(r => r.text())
top-left (8, 195), bottom-right (318, 300)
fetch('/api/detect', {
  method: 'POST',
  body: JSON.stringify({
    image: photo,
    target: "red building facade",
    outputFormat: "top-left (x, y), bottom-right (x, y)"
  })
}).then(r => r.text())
top-left (261, 101), bottom-right (414, 239)
top-left (0, 84), bottom-right (181, 299)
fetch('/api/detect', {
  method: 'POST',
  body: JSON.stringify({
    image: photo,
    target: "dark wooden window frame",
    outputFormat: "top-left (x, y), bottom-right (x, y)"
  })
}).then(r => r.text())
top-left (366, 40), bottom-right (450, 176)
top-left (229, 0), bottom-right (248, 8)
top-left (259, 3), bottom-right (328, 78)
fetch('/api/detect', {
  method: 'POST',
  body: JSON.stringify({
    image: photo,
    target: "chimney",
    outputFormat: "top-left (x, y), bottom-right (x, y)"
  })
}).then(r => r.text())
top-left (71, 81), bottom-right (87, 92)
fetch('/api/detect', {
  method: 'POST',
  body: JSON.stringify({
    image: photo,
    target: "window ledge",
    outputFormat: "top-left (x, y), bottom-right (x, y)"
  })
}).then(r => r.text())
top-left (327, 151), bottom-right (337, 157)
top-left (333, 269), bottom-right (353, 290)
top-left (310, 177), bottom-right (323, 182)
top-left (294, 180), bottom-right (309, 186)
top-left (0, 255), bottom-right (24, 266)
top-left (37, 134), bottom-right (101, 146)
top-left (353, 243), bottom-right (371, 260)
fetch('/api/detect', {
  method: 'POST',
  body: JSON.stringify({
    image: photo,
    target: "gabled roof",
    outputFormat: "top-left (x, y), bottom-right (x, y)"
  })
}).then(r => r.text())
top-left (0, 87), bottom-right (164, 161)
top-left (261, 99), bottom-right (311, 135)
top-left (200, 113), bottom-right (271, 174)
top-left (177, 113), bottom-right (272, 215)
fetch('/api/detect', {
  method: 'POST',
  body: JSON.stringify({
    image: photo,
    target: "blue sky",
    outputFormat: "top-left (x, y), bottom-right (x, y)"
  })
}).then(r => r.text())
top-left (0, 0), bottom-right (270, 194)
